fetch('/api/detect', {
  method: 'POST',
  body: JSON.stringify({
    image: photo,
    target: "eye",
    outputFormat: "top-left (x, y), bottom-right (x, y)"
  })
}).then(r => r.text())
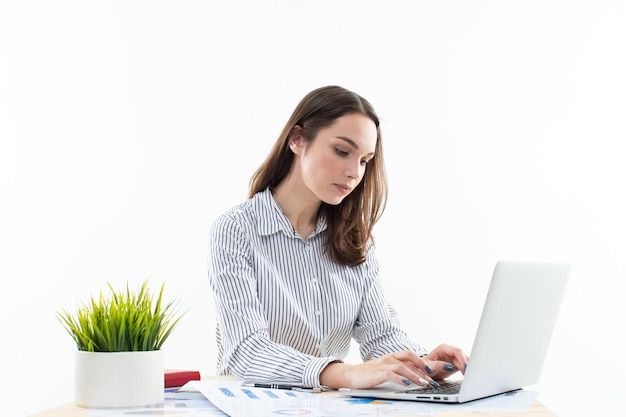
top-left (360, 156), bottom-right (373, 166)
top-left (335, 147), bottom-right (349, 157)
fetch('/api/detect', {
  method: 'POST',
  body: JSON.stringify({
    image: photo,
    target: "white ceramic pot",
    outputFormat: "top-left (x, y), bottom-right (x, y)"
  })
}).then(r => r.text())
top-left (75, 350), bottom-right (164, 408)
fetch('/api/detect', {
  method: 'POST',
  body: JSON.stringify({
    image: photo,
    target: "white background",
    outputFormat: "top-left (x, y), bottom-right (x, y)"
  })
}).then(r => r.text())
top-left (1, 1), bottom-right (624, 416)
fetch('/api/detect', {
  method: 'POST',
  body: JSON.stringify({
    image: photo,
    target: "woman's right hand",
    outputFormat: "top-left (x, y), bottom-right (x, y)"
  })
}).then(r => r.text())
top-left (320, 350), bottom-right (438, 389)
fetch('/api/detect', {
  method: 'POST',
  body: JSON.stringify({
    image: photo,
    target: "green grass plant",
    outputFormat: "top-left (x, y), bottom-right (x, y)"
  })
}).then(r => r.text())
top-left (57, 280), bottom-right (185, 352)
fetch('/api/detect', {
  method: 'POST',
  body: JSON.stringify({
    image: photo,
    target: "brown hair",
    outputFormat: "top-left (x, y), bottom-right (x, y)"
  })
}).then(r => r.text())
top-left (249, 85), bottom-right (387, 266)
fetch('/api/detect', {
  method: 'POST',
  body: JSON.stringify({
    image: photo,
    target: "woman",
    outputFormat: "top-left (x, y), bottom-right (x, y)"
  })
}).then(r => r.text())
top-left (208, 85), bottom-right (468, 390)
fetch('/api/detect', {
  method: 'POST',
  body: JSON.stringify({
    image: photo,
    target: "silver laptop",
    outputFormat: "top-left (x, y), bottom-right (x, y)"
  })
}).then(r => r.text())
top-left (340, 260), bottom-right (570, 403)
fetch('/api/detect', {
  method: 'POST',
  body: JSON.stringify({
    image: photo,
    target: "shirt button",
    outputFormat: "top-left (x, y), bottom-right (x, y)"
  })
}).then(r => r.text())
top-left (305, 244), bottom-right (311, 250)
top-left (315, 310), bottom-right (321, 316)
top-left (315, 343), bottom-right (321, 350)
top-left (311, 277), bottom-right (317, 284)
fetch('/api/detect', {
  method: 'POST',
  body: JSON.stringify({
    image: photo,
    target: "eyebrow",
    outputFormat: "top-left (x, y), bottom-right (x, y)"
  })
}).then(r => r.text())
top-left (336, 136), bottom-right (375, 156)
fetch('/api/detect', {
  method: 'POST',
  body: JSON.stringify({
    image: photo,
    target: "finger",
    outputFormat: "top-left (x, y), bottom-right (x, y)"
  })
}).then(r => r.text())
top-left (388, 361), bottom-right (433, 388)
top-left (452, 352), bottom-right (469, 374)
top-left (442, 362), bottom-right (456, 372)
top-left (420, 357), bottom-right (434, 375)
top-left (398, 374), bottom-right (430, 387)
top-left (431, 345), bottom-right (469, 374)
top-left (391, 351), bottom-right (432, 376)
top-left (389, 352), bottom-right (442, 388)
top-left (404, 366), bottom-right (440, 388)
top-left (402, 372), bottom-right (431, 388)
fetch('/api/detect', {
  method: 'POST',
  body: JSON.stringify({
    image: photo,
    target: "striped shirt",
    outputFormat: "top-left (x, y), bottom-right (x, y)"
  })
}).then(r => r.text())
top-left (207, 188), bottom-right (425, 388)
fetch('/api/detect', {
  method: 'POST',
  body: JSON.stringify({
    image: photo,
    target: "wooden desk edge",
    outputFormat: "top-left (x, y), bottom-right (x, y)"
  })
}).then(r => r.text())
top-left (28, 376), bottom-right (557, 417)
top-left (27, 399), bottom-right (557, 417)
top-left (28, 401), bottom-right (556, 417)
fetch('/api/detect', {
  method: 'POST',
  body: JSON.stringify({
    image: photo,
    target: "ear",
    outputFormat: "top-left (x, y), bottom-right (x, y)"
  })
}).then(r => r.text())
top-left (288, 125), bottom-right (305, 156)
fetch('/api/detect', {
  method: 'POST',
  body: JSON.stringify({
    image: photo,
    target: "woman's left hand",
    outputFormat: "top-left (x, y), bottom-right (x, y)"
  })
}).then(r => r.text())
top-left (420, 343), bottom-right (469, 380)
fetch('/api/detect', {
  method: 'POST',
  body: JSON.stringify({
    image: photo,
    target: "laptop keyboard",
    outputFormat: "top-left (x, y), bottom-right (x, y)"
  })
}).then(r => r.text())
top-left (407, 380), bottom-right (462, 394)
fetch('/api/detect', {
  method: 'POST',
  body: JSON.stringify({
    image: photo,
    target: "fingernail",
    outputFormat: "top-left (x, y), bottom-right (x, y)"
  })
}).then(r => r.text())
top-left (402, 378), bottom-right (411, 386)
top-left (443, 364), bottom-right (455, 371)
top-left (430, 380), bottom-right (440, 388)
top-left (464, 362), bottom-right (468, 370)
top-left (425, 365), bottom-right (433, 374)
top-left (418, 377), bottom-right (429, 387)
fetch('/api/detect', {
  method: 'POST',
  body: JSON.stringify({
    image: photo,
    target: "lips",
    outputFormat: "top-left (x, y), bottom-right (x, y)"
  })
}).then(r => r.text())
top-left (334, 184), bottom-right (352, 194)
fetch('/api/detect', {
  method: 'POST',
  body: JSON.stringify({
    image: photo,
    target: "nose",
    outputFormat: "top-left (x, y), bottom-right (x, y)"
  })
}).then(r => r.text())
top-left (345, 158), bottom-right (364, 179)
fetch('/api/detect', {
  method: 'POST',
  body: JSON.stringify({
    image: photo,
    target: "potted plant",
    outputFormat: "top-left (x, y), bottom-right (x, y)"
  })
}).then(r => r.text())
top-left (57, 280), bottom-right (185, 408)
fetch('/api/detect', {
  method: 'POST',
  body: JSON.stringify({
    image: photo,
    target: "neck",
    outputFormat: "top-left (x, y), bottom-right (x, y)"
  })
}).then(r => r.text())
top-left (272, 176), bottom-right (320, 239)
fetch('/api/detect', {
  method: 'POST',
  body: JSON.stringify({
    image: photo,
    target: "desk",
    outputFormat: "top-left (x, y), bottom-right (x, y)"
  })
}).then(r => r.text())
top-left (27, 399), bottom-right (557, 417)
top-left (26, 376), bottom-right (558, 417)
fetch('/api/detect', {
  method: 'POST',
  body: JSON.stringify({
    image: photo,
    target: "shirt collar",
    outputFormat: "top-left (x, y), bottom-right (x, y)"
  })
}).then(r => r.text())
top-left (255, 188), bottom-right (327, 237)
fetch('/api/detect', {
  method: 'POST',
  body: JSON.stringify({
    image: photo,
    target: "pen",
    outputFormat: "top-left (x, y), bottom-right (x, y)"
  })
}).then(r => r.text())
top-left (244, 383), bottom-right (322, 393)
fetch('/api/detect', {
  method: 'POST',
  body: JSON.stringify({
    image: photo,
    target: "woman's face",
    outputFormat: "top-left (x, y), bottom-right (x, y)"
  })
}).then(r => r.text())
top-left (291, 112), bottom-right (378, 205)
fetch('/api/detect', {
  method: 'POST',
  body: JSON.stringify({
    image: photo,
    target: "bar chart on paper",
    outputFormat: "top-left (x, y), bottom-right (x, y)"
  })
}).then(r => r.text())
top-left (184, 379), bottom-right (538, 417)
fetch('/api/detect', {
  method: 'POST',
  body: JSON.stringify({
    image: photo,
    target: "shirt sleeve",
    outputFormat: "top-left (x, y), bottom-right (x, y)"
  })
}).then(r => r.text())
top-left (208, 213), bottom-right (341, 388)
top-left (352, 246), bottom-right (428, 360)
